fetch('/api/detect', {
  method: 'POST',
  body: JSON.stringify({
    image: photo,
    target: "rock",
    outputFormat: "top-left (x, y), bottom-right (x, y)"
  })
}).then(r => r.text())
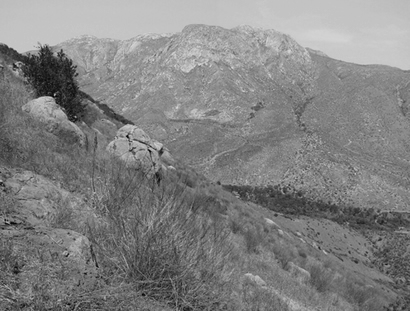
top-left (287, 262), bottom-right (310, 285)
top-left (265, 218), bottom-right (280, 227)
top-left (48, 228), bottom-right (95, 264)
top-left (277, 229), bottom-right (284, 236)
top-left (107, 125), bottom-right (174, 177)
top-left (1, 226), bottom-right (100, 298)
top-left (396, 276), bottom-right (406, 286)
top-left (311, 241), bottom-right (319, 249)
top-left (1, 167), bottom-right (94, 227)
top-left (4, 169), bottom-right (67, 225)
top-left (22, 96), bottom-right (85, 146)
top-left (0, 166), bottom-right (101, 301)
top-left (243, 273), bottom-right (267, 287)
top-left (117, 124), bottom-right (157, 146)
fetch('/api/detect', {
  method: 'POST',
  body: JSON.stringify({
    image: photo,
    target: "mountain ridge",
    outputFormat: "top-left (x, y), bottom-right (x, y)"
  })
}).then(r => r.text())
top-left (53, 24), bottom-right (410, 211)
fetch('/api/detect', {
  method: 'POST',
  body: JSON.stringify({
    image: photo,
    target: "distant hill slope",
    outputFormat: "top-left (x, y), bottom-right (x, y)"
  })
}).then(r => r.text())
top-left (0, 43), bottom-right (27, 64)
top-left (54, 24), bottom-right (410, 211)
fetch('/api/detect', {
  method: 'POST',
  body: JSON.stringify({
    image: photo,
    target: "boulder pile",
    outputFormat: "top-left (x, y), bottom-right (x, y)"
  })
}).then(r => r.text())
top-left (107, 124), bottom-right (174, 178)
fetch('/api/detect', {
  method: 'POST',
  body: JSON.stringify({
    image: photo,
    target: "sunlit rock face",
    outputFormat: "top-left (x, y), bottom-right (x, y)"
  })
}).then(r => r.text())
top-left (56, 24), bottom-right (410, 211)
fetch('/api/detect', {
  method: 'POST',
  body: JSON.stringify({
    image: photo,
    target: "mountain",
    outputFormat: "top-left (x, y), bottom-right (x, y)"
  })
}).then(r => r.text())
top-left (54, 24), bottom-right (410, 211)
top-left (2, 33), bottom-right (410, 310)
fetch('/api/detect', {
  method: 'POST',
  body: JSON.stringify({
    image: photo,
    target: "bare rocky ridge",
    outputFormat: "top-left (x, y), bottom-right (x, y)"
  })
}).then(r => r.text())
top-left (55, 24), bottom-right (410, 211)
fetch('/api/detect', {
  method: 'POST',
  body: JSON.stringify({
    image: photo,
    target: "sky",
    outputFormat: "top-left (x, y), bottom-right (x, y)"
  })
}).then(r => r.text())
top-left (1, 0), bottom-right (409, 69)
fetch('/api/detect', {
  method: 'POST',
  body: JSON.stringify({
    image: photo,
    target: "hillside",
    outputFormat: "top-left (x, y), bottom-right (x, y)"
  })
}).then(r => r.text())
top-left (54, 24), bottom-right (410, 212)
top-left (1, 28), bottom-right (410, 310)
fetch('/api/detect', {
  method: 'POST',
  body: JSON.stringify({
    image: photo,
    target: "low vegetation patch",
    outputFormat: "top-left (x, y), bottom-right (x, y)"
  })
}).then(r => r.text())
top-left (87, 161), bottom-right (233, 310)
top-left (223, 184), bottom-right (410, 231)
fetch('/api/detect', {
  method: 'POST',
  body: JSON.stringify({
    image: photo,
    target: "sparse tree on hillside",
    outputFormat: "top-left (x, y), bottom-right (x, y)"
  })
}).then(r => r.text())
top-left (21, 44), bottom-right (83, 121)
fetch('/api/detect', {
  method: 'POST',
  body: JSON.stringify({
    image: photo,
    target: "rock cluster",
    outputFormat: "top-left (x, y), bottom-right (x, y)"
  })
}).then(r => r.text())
top-left (107, 124), bottom-right (174, 177)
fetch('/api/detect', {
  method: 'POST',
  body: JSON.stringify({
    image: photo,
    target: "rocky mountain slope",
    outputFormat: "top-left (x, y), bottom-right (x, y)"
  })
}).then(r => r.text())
top-left (3, 34), bottom-right (410, 310)
top-left (55, 24), bottom-right (410, 212)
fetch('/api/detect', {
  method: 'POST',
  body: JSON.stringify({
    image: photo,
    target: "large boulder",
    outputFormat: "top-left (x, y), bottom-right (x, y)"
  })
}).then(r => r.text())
top-left (0, 166), bottom-right (95, 227)
top-left (107, 125), bottom-right (174, 177)
top-left (22, 96), bottom-right (85, 146)
top-left (0, 167), bottom-right (100, 304)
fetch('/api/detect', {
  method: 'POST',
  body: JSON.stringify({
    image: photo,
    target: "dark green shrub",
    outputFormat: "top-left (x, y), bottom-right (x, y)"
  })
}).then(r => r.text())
top-left (21, 44), bottom-right (83, 121)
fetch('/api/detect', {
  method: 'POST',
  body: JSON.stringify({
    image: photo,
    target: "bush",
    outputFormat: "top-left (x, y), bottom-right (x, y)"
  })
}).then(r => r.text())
top-left (21, 44), bottom-right (83, 121)
top-left (87, 162), bottom-right (233, 310)
top-left (308, 263), bottom-right (333, 293)
top-left (243, 228), bottom-right (264, 254)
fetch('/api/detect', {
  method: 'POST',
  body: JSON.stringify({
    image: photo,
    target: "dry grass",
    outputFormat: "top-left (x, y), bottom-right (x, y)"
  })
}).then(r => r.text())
top-left (0, 191), bottom-right (16, 215)
top-left (0, 69), bottom-right (396, 310)
top-left (241, 279), bottom-right (290, 311)
top-left (85, 160), bottom-right (234, 310)
top-left (0, 72), bottom-right (95, 193)
top-left (307, 263), bottom-right (333, 293)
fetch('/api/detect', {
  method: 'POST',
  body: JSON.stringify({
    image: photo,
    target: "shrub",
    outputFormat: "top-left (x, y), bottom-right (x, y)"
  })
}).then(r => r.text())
top-left (243, 227), bottom-right (264, 254)
top-left (230, 219), bottom-right (242, 234)
top-left (308, 263), bottom-right (333, 293)
top-left (271, 243), bottom-right (294, 268)
top-left (21, 44), bottom-right (83, 121)
top-left (87, 162), bottom-right (233, 310)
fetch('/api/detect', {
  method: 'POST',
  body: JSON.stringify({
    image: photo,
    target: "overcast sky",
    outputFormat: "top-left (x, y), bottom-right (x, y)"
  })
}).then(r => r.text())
top-left (1, 0), bottom-right (409, 69)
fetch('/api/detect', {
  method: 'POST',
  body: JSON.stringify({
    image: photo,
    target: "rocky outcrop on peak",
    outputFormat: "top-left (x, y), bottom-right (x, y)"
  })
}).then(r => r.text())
top-left (22, 96), bottom-right (86, 146)
top-left (55, 24), bottom-right (410, 211)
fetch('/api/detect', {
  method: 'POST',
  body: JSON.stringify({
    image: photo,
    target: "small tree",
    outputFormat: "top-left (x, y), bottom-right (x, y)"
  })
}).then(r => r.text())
top-left (22, 44), bottom-right (83, 121)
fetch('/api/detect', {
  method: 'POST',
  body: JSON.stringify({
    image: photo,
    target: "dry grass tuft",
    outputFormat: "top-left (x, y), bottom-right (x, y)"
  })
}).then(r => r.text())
top-left (87, 161), bottom-right (234, 310)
